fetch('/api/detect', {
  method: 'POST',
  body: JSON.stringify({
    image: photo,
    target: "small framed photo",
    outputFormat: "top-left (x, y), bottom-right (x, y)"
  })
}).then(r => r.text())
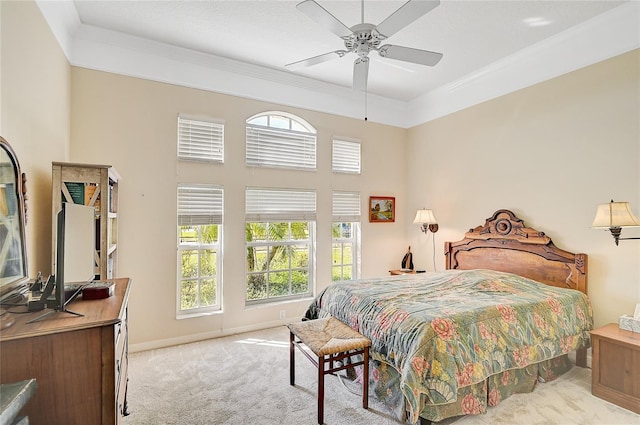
top-left (369, 196), bottom-right (395, 223)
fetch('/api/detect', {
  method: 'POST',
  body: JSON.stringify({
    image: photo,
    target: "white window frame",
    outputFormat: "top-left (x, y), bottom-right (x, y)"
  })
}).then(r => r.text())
top-left (177, 184), bottom-right (223, 317)
top-left (178, 115), bottom-right (224, 163)
top-left (332, 137), bottom-right (361, 174)
top-left (246, 111), bottom-right (317, 170)
top-left (245, 187), bottom-right (316, 304)
top-left (332, 191), bottom-right (361, 281)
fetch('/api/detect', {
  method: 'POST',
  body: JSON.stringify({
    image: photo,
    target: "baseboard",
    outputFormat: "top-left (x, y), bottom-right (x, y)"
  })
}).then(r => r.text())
top-left (129, 318), bottom-right (290, 353)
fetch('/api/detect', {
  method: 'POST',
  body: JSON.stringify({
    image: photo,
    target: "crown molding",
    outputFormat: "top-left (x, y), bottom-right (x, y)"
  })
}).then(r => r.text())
top-left (68, 24), bottom-right (407, 127)
top-left (34, 0), bottom-right (80, 59)
top-left (406, 1), bottom-right (640, 127)
top-left (36, 1), bottom-right (638, 129)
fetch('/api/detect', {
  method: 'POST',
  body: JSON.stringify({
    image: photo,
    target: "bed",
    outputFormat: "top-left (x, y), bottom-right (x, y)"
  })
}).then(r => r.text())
top-left (304, 209), bottom-right (593, 424)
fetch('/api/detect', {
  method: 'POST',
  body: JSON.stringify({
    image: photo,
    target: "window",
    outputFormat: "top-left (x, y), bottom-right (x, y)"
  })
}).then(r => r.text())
top-left (246, 112), bottom-right (317, 170)
top-left (332, 191), bottom-right (361, 281)
top-left (178, 115), bottom-right (224, 163)
top-left (245, 188), bottom-right (316, 303)
top-left (332, 138), bottom-right (361, 174)
top-left (177, 184), bottom-right (223, 315)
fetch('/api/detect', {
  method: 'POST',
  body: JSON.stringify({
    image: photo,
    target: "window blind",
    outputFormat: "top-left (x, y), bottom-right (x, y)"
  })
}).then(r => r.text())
top-left (332, 139), bottom-right (361, 174)
top-left (332, 191), bottom-right (361, 222)
top-left (178, 116), bottom-right (224, 162)
top-left (246, 188), bottom-right (316, 221)
top-left (246, 125), bottom-right (316, 170)
top-left (178, 185), bottom-right (223, 226)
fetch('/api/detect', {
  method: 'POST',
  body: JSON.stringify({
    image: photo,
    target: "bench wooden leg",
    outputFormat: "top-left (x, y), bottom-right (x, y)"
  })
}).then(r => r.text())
top-left (318, 355), bottom-right (325, 424)
top-left (363, 347), bottom-right (369, 409)
top-left (289, 331), bottom-right (295, 386)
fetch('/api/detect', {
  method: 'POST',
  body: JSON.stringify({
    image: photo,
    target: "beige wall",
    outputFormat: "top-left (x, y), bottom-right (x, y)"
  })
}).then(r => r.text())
top-left (4, 0), bottom-right (639, 350)
top-left (0, 0), bottom-right (71, 279)
top-left (70, 68), bottom-right (409, 349)
top-left (406, 50), bottom-right (640, 329)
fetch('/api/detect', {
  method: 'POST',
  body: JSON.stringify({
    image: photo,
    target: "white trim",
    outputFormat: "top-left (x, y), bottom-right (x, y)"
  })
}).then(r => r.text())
top-left (37, 1), bottom-right (639, 129)
top-left (129, 319), bottom-right (288, 353)
top-left (35, 0), bottom-right (80, 59)
top-left (64, 23), bottom-right (406, 127)
top-left (406, 1), bottom-right (640, 126)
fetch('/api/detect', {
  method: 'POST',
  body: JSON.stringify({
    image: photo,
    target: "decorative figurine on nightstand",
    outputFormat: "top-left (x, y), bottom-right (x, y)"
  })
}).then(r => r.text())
top-left (401, 246), bottom-right (414, 271)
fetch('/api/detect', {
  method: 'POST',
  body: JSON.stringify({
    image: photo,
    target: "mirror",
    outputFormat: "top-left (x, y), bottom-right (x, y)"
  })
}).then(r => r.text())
top-left (0, 137), bottom-right (29, 299)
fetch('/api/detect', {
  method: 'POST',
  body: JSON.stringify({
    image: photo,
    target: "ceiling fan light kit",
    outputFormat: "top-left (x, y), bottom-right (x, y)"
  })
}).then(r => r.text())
top-left (286, 0), bottom-right (443, 92)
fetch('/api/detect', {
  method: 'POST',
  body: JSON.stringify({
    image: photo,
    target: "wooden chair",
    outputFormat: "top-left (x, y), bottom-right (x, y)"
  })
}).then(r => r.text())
top-left (287, 317), bottom-right (371, 424)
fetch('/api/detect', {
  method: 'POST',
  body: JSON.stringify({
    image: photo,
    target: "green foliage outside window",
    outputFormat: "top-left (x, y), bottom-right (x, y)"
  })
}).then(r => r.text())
top-left (246, 221), bottom-right (311, 301)
top-left (332, 222), bottom-right (356, 281)
top-left (179, 224), bottom-right (219, 310)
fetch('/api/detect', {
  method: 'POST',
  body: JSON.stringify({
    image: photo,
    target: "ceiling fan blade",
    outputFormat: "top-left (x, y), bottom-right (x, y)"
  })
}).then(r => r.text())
top-left (378, 45), bottom-right (443, 66)
top-left (297, 0), bottom-right (352, 39)
top-left (286, 50), bottom-right (347, 70)
top-left (375, 0), bottom-right (440, 39)
top-left (353, 57), bottom-right (369, 92)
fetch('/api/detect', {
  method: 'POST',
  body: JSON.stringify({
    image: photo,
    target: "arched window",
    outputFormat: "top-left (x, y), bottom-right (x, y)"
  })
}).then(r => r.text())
top-left (246, 111), bottom-right (317, 170)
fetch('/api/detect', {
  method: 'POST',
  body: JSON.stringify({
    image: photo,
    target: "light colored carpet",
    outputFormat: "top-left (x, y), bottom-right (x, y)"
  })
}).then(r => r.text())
top-left (123, 326), bottom-right (640, 425)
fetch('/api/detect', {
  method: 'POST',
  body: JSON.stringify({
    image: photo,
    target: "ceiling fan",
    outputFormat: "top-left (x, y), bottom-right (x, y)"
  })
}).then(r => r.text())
top-left (286, 0), bottom-right (443, 92)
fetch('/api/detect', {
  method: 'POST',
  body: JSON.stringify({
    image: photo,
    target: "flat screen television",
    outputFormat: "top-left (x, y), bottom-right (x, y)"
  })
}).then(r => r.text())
top-left (28, 202), bottom-right (95, 322)
top-left (56, 201), bottom-right (96, 304)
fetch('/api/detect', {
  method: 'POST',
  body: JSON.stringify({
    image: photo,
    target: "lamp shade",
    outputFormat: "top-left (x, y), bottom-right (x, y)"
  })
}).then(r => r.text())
top-left (413, 209), bottom-right (437, 225)
top-left (591, 201), bottom-right (640, 228)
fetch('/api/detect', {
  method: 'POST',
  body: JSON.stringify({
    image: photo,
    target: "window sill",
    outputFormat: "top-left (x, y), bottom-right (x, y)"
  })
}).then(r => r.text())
top-left (176, 308), bottom-right (222, 320)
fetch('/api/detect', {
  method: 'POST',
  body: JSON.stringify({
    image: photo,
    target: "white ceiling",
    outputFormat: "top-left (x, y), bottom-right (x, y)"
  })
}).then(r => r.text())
top-left (37, 0), bottom-right (639, 127)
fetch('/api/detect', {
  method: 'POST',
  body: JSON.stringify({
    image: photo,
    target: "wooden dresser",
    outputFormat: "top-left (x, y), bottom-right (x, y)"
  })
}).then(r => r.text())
top-left (590, 323), bottom-right (640, 414)
top-left (0, 278), bottom-right (131, 425)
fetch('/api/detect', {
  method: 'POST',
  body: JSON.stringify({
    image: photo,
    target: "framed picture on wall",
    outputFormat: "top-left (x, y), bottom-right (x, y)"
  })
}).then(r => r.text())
top-left (369, 196), bottom-right (395, 223)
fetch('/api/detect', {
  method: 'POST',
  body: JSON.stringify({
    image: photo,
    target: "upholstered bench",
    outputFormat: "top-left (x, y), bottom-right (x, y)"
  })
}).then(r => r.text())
top-left (287, 317), bottom-right (371, 424)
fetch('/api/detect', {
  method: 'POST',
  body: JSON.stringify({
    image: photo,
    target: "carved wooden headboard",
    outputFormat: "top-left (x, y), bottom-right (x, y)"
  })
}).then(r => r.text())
top-left (445, 209), bottom-right (588, 295)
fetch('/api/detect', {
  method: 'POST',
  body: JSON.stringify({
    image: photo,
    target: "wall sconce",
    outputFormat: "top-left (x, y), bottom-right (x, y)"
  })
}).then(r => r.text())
top-left (591, 200), bottom-right (640, 245)
top-left (413, 209), bottom-right (439, 234)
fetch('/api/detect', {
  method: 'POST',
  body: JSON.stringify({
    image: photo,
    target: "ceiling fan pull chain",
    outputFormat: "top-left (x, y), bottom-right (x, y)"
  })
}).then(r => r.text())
top-left (364, 89), bottom-right (368, 121)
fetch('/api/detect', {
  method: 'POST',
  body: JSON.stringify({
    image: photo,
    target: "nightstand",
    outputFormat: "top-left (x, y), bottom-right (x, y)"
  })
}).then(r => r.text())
top-left (590, 323), bottom-right (640, 414)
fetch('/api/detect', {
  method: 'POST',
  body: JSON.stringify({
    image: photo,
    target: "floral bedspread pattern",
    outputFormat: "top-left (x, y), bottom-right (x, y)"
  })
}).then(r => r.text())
top-left (305, 269), bottom-right (593, 423)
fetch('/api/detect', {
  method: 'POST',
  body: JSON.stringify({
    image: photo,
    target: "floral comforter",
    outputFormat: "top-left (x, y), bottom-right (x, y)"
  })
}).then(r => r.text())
top-left (304, 269), bottom-right (593, 423)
